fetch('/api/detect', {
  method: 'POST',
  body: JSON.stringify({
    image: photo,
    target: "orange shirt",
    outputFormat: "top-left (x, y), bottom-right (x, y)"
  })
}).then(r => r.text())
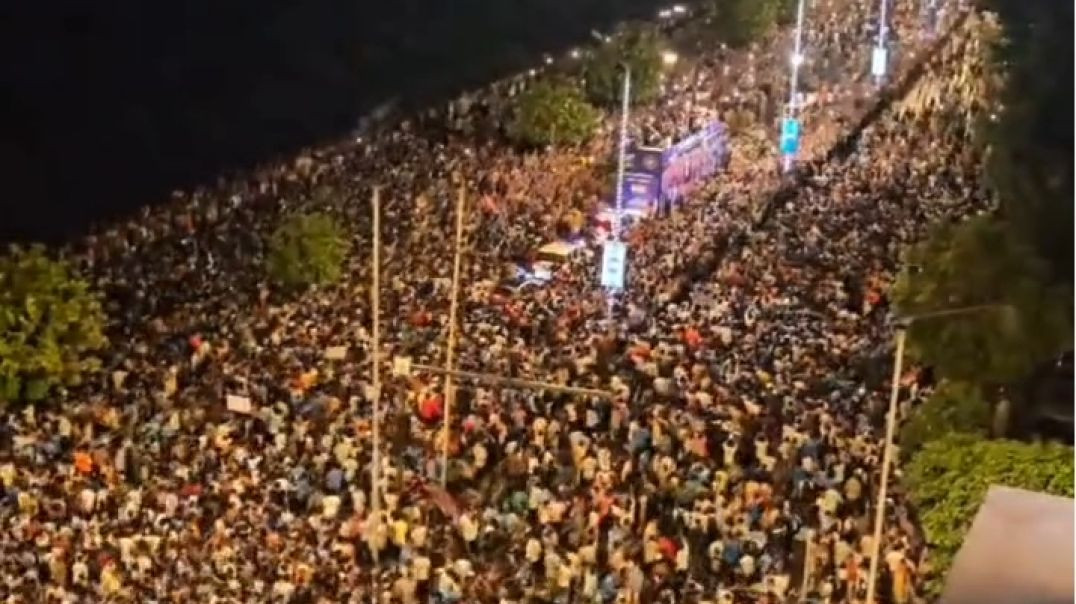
top-left (684, 328), bottom-right (703, 349)
top-left (74, 452), bottom-right (93, 475)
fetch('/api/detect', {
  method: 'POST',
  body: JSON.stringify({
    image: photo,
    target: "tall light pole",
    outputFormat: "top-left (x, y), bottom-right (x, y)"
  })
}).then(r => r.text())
top-left (924, 0), bottom-right (941, 37)
top-left (787, 0), bottom-right (807, 114)
top-left (872, 0), bottom-right (891, 85)
top-left (865, 303), bottom-right (1014, 603)
top-left (368, 186), bottom-right (383, 571)
top-left (440, 183), bottom-right (467, 486)
top-left (782, 0), bottom-right (808, 172)
top-left (613, 65), bottom-right (631, 241)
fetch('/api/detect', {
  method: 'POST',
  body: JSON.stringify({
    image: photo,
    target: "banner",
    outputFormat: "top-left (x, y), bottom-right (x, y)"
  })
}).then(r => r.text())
top-left (780, 118), bottom-right (801, 156)
top-left (620, 146), bottom-right (664, 212)
top-left (661, 122), bottom-right (730, 204)
top-left (600, 240), bottom-right (627, 289)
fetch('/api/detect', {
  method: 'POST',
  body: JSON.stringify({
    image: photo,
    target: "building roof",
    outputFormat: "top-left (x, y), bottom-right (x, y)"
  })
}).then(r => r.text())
top-left (941, 485), bottom-right (1074, 604)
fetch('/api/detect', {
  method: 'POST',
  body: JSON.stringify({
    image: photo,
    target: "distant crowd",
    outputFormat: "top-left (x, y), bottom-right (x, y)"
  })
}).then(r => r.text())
top-left (0, 2), bottom-right (992, 603)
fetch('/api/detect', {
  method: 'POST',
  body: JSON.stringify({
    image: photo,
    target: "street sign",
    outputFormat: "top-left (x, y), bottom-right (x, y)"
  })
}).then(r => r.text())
top-left (392, 356), bottom-right (413, 377)
top-left (871, 46), bottom-right (888, 78)
top-left (600, 241), bottom-right (627, 289)
top-left (780, 118), bottom-right (801, 156)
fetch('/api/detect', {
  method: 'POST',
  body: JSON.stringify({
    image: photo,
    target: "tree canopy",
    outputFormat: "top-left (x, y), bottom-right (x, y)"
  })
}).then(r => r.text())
top-left (583, 27), bottom-right (665, 107)
top-left (979, 0), bottom-right (1073, 284)
top-left (508, 79), bottom-right (601, 147)
top-left (905, 433), bottom-right (1074, 596)
top-left (892, 215), bottom-right (1072, 387)
top-left (0, 245), bottom-right (108, 404)
top-left (706, 0), bottom-right (782, 48)
top-left (265, 212), bottom-right (352, 289)
top-left (899, 380), bottom-right (990, 458)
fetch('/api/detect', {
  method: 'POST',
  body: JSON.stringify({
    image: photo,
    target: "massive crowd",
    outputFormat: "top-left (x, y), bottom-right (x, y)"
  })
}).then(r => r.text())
top-left (0, 1), bottom-right (992, 603)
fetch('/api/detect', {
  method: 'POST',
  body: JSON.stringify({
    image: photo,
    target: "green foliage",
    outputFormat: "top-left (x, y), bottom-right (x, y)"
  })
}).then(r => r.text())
top-left (893, 215), bottom-right (1072, 386)
top-left (508, 79), bottom-right (601, 147)
top-left (265, 212), bottom-right (351, 289)
top-left (0, 245), bottom-right (107, 404)
top-left (706, 0), bottom-right (782, 48)
top-left (905, 433), bottom-right (1074, 595)
top-left (978, 1), bottom-right (1073, 284)
top-left (584, 27), bottom-right (665, 107)
top-left (899, 381), bottom-right (990, 458)
top-left (774, 0), bottom-right (799, 26)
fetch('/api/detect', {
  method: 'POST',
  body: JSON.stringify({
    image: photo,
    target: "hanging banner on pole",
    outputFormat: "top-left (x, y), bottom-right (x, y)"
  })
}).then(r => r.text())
top-left (621, 146), bottom-right (664, 213)
top-left (780, 118), bottom-right (801, 156)
top-left (600, 241), bottom-right (627, 289)
top-left (660, 121), bottom-right (730, 204)
top-left (871, 46), bottom-right (888, 78)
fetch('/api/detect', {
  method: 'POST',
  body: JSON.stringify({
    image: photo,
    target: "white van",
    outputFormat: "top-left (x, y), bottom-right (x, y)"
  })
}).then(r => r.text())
top-left (533, 240), bottom-right (586, 281)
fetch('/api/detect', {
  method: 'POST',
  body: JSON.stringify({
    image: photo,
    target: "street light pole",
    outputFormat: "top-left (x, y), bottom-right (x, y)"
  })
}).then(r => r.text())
top-left (865, 303), bottom-right (1013, 603)
top-left (369, 186), bottom-right (383, 519)
top-left (783, 0), bottom-right (808, 172)
top-left (367, 186), bottom-right (383, 577)
top-left (874, 0), bottom-right (891, 85)
top-left (787, 0), bottom-right (807, 112)
top-left (864, 326), bottom-right (906, 604)
top-left (613, 66), bottom-right (631, 241)
top-left (440, 183), bottom-right (467, 487)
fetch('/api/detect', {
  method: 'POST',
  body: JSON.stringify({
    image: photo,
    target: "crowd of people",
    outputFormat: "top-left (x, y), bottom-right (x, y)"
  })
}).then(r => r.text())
top-left (0, 1), bottom-right (993, 602)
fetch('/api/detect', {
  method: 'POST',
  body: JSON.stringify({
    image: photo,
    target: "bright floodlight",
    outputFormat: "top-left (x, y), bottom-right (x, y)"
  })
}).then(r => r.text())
top-left (570, 49), bottom-right (581, 59)
top-left (662, 51), bottom-right (679, 66)
top-left (544, 56), bottom-right (553, 65)
top-left (658, 8), bottom-right (672, 18)
top-left (791, 52), bottom-right (804, 67)
top-left (528, 68), bottom-right (537, 77)
top-left (672, 4), bottom-right (687, 13)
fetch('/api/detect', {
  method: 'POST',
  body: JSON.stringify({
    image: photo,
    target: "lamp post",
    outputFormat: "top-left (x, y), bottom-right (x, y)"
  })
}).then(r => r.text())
top-left (872, 0), bottom-right (891, 85)
top-left (440, 183), bottom-right (467, 486)
top-left (367, 186), bottom-right (383, 574)
top-left (613, 65), bottom-right (631, 241)
top-left (864, 303), bottom-right (1014, 603)
top-left (787, 0), bottom-right (807, 114)
top-left (782, 0), bottom-right (808, 172)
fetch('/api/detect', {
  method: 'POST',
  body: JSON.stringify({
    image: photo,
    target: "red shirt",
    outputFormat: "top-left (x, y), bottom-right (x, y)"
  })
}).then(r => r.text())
top-left (420, 396), bottom-right (443, 422)
top-left (658, 537), bottom-right (679, 561)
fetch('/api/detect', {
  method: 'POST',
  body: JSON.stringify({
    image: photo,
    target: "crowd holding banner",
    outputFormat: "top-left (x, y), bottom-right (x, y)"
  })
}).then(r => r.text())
top-left (0, 1), bottom-right (997, 602)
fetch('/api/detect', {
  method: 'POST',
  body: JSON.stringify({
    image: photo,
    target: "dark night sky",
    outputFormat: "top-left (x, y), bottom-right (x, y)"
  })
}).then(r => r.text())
top-left (0, 0), bottom-right (667, 244)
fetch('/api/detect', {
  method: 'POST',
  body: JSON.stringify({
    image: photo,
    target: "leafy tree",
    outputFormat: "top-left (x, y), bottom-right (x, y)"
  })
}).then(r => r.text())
top-left (0, 245), bottom-right (107, 404)
top-left (706, 0), bottom-right (782, 48)
top-left (899, 381), bottom-right (990, 458)
top-left (979, 0), bottom-right (1073, 284)
top-left (583, 27), bottom-right (665, 107)
top-left (774, 0), bottom-right (799, 26)
top-left (892, 215), bottom-right (1072, 387)
top-left (265, 212), bottom-right (351, 289)
top-left (905, 433), bottom-right (1074, 596)
top-left (508, 80), bottom-right (601, 147)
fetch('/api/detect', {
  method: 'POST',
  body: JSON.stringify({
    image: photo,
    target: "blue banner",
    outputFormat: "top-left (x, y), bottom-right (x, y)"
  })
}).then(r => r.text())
top-left (660, 122), bottom-right (730, 204)
top-left (620, 146), bottom-right (664, 212)
top-left (780, 117), bottom-right (801, 156)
